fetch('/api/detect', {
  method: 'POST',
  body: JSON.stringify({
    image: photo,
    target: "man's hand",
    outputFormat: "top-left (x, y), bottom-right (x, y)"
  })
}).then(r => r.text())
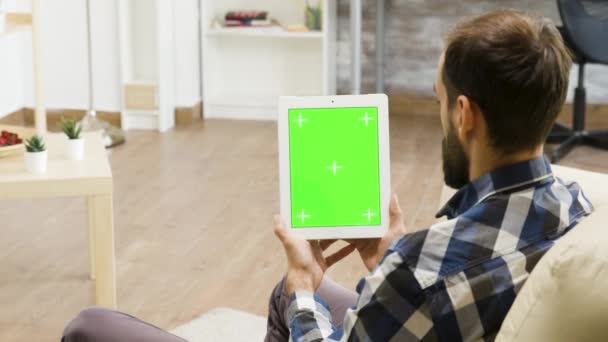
top-left (346, 194), bottom-right (406, 272)
top-left (273, 215), bottom-right (356, 295)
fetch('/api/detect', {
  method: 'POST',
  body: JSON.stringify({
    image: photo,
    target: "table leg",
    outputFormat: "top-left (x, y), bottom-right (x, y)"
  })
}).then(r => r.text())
top-left (87, 197), bottom-right (96, 280)
top-left (88, 194), bottom-right (117, 308)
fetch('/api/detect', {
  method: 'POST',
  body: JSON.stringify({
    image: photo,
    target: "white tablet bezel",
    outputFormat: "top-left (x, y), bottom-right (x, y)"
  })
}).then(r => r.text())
top-left (278, 94), bottom-right (391, 240)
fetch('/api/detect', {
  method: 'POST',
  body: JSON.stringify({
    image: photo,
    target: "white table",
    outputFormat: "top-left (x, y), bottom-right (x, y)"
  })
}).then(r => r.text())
top-left (0, 126), bottom-right (116, 308)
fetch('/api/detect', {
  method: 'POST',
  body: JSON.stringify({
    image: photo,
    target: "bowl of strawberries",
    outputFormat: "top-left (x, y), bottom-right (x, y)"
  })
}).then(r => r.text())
top-left (0, 130), bottom-right (25, 158)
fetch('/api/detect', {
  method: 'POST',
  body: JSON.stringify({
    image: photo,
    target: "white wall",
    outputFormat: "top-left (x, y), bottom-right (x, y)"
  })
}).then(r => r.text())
top-left (23, 0), bottom-right (120, 112)
top-left (0, 0), bottom-right (201, 119)
top-left (3, 0), bottom-right (32, 12)
top-left (129, 0), bottom-right (158, 82)
top-left (35, 0), bottom-right (89, 110)
top-left (0, 31), bottom-right (28, 115)
top-left (174, 0), bottom-right (200, 107)
top-left (89, 0), bottom-right (122, 111)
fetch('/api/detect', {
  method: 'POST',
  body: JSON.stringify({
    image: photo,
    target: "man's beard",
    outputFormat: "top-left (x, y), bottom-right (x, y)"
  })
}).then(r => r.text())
top-left (442, 122), bottom-right (470, 189)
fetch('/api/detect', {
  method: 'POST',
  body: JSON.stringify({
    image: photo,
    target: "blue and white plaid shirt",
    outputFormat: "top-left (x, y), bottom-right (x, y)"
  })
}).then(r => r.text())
top-left (286, 156), bottom-right (593, 341)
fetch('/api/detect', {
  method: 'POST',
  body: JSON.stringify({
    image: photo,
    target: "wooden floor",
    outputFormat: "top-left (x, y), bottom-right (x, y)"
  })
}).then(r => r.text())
top-left (1, 115), bottom-right (606, 341)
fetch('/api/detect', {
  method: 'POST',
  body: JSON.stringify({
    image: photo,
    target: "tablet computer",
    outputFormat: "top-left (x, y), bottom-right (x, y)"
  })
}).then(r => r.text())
top-left (278, 94), bottom-right (391, 240)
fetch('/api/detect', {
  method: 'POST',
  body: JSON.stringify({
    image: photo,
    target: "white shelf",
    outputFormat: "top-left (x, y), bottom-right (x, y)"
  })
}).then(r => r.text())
top-left (201, 0), bottom-right (336, 120)
top-left (207, 26), bottom-right (323, 39)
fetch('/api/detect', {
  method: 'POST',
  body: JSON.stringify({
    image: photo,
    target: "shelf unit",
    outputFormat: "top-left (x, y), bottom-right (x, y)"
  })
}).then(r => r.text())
top-left (118, 0), bottom-right (175, 131)
top-left (201, 0), bottom-right (336, 120)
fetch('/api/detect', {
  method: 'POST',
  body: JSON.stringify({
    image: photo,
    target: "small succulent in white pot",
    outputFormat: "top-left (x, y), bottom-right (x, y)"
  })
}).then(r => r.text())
top-left (60, 117), bottom-right (84, 160)
top-left (25, 134), bottom-right (47, 174)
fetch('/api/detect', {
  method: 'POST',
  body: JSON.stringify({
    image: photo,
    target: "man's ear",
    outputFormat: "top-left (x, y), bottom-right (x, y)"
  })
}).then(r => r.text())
top-left (455, 95), bottom-right (475, 143)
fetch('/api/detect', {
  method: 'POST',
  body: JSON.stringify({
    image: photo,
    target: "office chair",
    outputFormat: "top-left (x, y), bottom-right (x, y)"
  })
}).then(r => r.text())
top-left (548, 0), bottom-right (608, 163)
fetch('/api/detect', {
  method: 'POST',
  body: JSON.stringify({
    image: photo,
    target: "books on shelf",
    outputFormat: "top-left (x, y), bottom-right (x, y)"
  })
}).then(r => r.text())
top-left (224, 11), bottom-right (271, 27)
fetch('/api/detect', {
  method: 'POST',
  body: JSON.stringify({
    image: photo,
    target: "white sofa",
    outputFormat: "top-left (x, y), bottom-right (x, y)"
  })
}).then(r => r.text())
top-left (495, 165), bottom-right (608, 341)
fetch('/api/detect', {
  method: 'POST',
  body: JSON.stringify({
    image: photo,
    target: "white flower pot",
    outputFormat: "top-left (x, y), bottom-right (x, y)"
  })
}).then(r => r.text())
top-left (66, 138), bottom-right (85, 160)
top-left (25, 150), bottom-right (48, 174)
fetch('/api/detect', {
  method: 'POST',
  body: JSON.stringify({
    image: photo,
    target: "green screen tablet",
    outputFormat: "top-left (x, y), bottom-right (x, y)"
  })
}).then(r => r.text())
top-left (278, 95), bottom-right (390, 240)
top-left (288, 107), bottom-right (381, 228)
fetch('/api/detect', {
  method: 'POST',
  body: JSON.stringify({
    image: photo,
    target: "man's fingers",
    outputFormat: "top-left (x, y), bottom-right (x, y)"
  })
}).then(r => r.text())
top-left (325, 244), bottom-right (357, 268)
top-left (319, 239), bottom-right (337, 251)
top-left (388, 194), bottom-right (407, 235)
top-left (389, 194), bottom-right (403, 219)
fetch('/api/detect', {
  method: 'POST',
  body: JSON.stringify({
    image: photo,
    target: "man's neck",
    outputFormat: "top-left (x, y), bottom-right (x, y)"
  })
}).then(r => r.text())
top-left (469, 145), bottom-right (544, 182)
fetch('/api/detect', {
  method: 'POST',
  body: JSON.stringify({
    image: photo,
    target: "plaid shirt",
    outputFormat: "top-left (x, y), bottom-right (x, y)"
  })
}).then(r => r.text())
top-left (286, 156), bottom-right (593, 341)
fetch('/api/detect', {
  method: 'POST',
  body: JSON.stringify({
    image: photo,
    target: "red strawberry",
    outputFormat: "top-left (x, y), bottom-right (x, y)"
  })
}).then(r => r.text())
top-left (0, 137), bottom-right (7, 146)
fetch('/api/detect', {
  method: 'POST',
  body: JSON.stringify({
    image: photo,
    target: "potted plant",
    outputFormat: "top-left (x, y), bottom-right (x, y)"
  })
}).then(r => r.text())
top-left (24, 134), bottom-right (47, 174)
top-left (60, 117), bottom-right (84, 160)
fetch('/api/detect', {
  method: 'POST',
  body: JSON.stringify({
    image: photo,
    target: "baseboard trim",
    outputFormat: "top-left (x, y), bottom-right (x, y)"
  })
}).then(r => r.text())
top-left (0, 109), bottom-right (28, 126)
top-left (556, 102), bottom-right (608, 128)
top-left (19, 109), bottom-right (122, 131)
top-left (389, 94), bottom-right (440, 116)
top-left (3, 98), bottom-right (605, 128)
top-left (175, 101), bottom-right (203, 126)
top-left (205, 103), bottom-right (276, 121)
top-left (388, 94), bottom-right (608, 128)
top-left (1, 103), bottom-right (204, 130)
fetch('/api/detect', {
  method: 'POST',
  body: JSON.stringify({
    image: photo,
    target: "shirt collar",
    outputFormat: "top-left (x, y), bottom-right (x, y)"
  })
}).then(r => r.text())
top-left (436, 156), bottom-right (554, 219)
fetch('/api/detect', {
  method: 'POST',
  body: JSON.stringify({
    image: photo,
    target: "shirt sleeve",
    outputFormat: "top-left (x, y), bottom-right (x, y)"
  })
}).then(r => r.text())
top-left (285, 248), bottom-right (435, 342)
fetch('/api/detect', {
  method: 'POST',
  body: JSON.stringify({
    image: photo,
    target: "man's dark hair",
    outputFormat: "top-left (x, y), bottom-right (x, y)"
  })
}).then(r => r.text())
top-left (442, 9), bottom-right (572, 154)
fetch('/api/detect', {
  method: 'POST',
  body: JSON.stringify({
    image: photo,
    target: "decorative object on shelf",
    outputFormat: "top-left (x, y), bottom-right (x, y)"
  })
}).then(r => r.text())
top-left (0, 130), bottom-right (24, 158)
top-left (297, 0), bottom-right (321, 31)
top-left (24, 134), bottom-right (47, 174)
top-left (60, 117), bottom-right (85, 160)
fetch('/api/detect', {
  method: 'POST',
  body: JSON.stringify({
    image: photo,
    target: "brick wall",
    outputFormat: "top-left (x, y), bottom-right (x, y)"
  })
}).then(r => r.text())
top-left (335, 0), bottom-right (608, 103)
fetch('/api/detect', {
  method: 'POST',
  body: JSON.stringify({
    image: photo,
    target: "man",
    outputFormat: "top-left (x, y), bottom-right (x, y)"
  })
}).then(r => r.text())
top-left (266, 9), bottom-right (592, 342)
top-left (61, 9), bottom-right (592, 342)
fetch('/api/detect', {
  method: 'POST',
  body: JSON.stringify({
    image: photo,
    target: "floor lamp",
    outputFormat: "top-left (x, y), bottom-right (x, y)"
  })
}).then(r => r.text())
top-left (32, 0), bottom-right (45, 134)
top-left (80, 0), bottom-right (125, 148)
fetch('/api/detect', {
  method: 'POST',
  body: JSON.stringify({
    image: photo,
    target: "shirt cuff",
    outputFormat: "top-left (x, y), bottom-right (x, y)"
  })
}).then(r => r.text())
top-left (286, 291), bottom-right (332, 324)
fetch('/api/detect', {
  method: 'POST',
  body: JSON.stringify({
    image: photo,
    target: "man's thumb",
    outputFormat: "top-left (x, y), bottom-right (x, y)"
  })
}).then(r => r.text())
top-left (273, 215), bottom-right (288, 242)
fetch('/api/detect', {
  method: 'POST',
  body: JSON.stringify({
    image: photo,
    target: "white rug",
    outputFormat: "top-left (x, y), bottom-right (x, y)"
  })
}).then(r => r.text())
top-left (170, 307), bottom-right (267, 342)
